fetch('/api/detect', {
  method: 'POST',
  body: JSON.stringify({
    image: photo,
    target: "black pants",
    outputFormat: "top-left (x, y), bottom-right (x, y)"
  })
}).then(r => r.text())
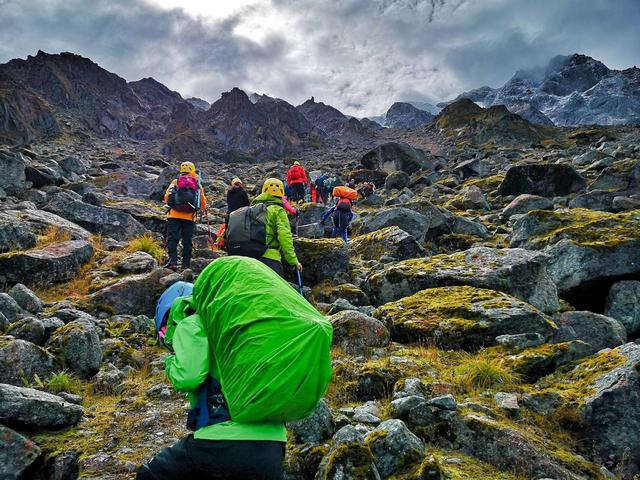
top-left (260, 257), bottom-right (284, 278)
top-left (167, 218), bottom-right (195, 267)
top-left (289, 183), bottom-right (305, 201)
top-left (136, 436), bottom-right (285, 480)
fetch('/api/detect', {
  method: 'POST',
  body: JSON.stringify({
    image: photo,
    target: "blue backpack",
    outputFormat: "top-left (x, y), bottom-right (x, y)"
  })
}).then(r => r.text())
top-left (155, 281), bottom-right (194, 343)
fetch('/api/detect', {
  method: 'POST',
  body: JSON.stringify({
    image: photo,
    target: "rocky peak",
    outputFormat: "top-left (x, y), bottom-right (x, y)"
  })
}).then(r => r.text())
top-left (129, 77), bottom-right (184, 110)
top-left (385, 102), bottom-right (434, 129)
top-left (185, 97), bottom-right (210, 110)
top-left (540, 53), bottom-right (611, 96)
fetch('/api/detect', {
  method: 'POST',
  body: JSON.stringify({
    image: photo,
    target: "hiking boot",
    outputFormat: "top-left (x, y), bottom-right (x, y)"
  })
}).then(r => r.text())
top-left (163, 260), bottom-right (178, 270)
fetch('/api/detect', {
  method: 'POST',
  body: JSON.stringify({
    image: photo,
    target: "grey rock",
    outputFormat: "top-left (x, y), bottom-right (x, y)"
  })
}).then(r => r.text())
top-left (392, 377), bottom-right (428, 400)
top-left (354, 207), bottom-right (430, 242)
top-left (46, 319), bottom-right (102, 378)
top-left (0, 293), bottom-right (25, 322)
top-left (448, 186), bottom-right (489, 210)
top-left (8, 283), bottom-right (43, 314)
top-left (501, 194), bottom-right (553, 219)
top-left (59, 156), bottom-right (88, 175)
top-left (552, 311), bottom-right (626, 355)
top-left (361, 142), bottom-right (433, 174)
top-left (605, 280), bottom-right (640, 337)
top-left (330, 310), bottom-right (389, 355)
top-left (4, 208), bottom-right (92, 241)
top-left (496, 332), bottom-right (545, 349)
top-left (287, 398), bottom-right (334, 444)
top-left (349, 226), bottom-right (425, 261)
top-left (44, 191), bottom-right (147, 239)
top-left (494, 392), bottom-right (520, 418)
top-left (497, 164), bottom-right (586, 197)
top-left (522, 391), bottom-right (562, 415)
top-left (7, 317), bottom-right (46, 345)
top-left (0, 338), bottom-right (55, 386)
top-left (0, 383), bottom-right (83, 429)
top-left (451, 216), bottom-right (490, 238)
top-left (580, 343), bottom-right (640, 472)
top-left (0, 150), bottom-right (27, 196)
top-left (384, 171), bottom-right (410, 190)
top-left (43, 450), bottom-right (80, 480)
top-left (0, 425), bottom-right (41, 480)
top-left (89, 269), bottom-right (165, 316)
top-left (115, 251), bottom-right (158, 274)
top-left (365, 247), bottom-right (559, 313)
top-left (293, 238), bottom-right (349, 285)
top-left (0, 240), bottom-right (94, 285)
top-left (93, 363), bottom-right (126, 394)
top-left (40, 316), bottom-right (65, 342)
top-left (0, 211), bottom-right (37, 252)
top-left (427, 394), bottom-right (457, 411)
top-left (366, 419), bottom-right (424, 477)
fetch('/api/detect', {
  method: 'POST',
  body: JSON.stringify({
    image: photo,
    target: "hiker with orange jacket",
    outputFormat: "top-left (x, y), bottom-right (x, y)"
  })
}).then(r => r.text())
top-left (164, 161), bottom-right (207, 270)
top-left (286, 161), bottom-right (308, 202)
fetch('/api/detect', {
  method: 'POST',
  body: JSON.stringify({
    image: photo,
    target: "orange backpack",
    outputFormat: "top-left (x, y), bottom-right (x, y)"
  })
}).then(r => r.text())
top-left (332, 186), bottom-right (358, 201)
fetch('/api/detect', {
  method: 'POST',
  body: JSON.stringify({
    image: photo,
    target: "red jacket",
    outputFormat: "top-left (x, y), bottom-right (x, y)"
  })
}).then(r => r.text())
top-left (287, 165), bottom-right (308, 185)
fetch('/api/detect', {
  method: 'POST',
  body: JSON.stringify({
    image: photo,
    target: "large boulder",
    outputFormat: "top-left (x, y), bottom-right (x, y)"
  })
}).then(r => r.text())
top-left (384, 171), bottom-right (410, 190)
top-left (0, 212), bottom-right (37, 252)
top-left (445, 186), bottom-right (490, 211)
top-left (89, 268), bottom-right (166, 316)
top-left (501, 194), bottom-right (553, 219)
top-left (360, 142), bottom-right (433, 174)
top-left (551, 311), bottom-right (626, 355)
top-left (497, 163), bottom-right (586, 197)
top-left (364, 247), bottom-right (559, 313)
top-left (25, 159), bottom-right (64, 187)
top-left (0, 240), bottom-right (94, 285)
top-left (8, 283), bottom-right (43, 314)
top-left (330, 310), bottom-right (390, 355)
top-left (589, 158), bottom-right (640, 193)
top-left (293, 238), bottom-right (349, 285)
top-left (366, 419), bottom-right (424, 477)
top-left (605, 280), bottom-right (640, 337)
top-left (374, 286), bottom-right (553, 350)
top-left (510, 209), bottom-right (640, 293)
top-left (353, 207), bottom-right (430, 242)
top-left (46, 319), bottom-right (102, 378)
top-left (44, 191), bottom-right (147, 239)
top-left (5, 209), bottom-right (92, 240)
top-left (0, 383), bottom-right (83, 429)
top-left (349, 226), bottom-right (425, 261)
top-left (0, 425), bottom-right (41, 480)
top-left (580, 343), bottom-right (640, 473)
top-left (0, 338), bottom-right (54, 386)
top-left (115, 251), bottom-right (157, 274)
top-left (0, 293), bottom-right (24, 322)
top-left (0, 149), bottom-right (27, 196)
top-left (7, 317), bottom-right (46, 345)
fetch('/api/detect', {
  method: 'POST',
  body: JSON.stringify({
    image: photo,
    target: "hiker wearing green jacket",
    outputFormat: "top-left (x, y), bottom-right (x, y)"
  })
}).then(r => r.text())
top-left (137, 257), bottom-right (332, 480)
top-left (253, 177), bottom-right (302, 277)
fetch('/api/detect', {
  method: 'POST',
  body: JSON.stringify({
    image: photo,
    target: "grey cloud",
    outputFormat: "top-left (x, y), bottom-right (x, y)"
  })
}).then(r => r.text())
top-left (1, 0), bottom-right (639, 117)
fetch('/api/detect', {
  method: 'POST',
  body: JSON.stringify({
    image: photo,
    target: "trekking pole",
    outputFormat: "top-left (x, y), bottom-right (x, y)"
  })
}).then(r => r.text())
top-left (296, 270), bottom-right (304, 296)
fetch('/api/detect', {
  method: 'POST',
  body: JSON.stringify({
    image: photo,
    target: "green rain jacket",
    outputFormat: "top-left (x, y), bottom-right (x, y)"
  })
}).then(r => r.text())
top-left (251, 192), bottom-right (298, 265)
top-left (164, 257), bottom-right (332, 442)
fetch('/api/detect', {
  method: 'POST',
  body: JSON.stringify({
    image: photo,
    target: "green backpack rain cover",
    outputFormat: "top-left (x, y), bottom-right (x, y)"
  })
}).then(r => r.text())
top-left (167, 256), bottom-right (332, 423)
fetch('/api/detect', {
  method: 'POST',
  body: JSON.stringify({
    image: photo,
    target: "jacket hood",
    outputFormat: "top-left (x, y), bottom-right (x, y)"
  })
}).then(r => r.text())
top-left (252, 193), bottom-right (283, 206)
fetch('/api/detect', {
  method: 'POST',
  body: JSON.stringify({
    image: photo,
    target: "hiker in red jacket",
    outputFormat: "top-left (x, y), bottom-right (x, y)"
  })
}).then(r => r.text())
top-left (286, 161), bottom-right (308, 202)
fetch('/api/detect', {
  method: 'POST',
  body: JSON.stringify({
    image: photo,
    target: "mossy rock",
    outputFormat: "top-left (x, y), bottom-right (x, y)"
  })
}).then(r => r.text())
top-left (317, 442), bottom-right (379, 480)
top-left (349, 226), bottom-right (425, 261)
top-left (364, 246), bottom-right (559, 313)
top-left (312, 281), bottom-right (370, 306)
top-left (373, 286), bottom-right (554, 351)
top-left (294, 237), bottom-right (348, 285)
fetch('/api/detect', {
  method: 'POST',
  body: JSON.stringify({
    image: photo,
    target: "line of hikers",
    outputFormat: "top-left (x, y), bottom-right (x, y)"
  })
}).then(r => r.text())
top-left (163, 160), bottom-right (368, 276)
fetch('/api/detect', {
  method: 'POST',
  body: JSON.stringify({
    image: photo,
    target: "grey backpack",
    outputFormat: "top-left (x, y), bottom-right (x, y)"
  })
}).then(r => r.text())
top-left (224, 204), bottom-right (271, 258)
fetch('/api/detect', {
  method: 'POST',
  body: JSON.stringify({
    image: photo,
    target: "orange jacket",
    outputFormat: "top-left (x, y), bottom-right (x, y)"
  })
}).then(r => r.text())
top-left (164, 173), bottom-right (208, 221)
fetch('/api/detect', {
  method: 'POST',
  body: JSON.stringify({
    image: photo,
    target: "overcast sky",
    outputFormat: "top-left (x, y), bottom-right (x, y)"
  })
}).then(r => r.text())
top-left (1, 0), bottom-right (639, 117)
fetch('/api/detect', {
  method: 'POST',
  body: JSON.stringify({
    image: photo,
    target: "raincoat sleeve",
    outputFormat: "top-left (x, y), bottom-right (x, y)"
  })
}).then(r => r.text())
top-left (165, 313), bottom-right (210, 392)
top-left (275, 207), bottom-right (298, 265)
top-left (164, 179), bottom-right (176, 205)
top-left (321, 206), bottom-right (336, 223)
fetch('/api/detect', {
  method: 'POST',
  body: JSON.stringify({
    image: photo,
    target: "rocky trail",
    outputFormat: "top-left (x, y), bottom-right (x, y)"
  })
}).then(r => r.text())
top-left (1, 52), bottom-right (640, 480)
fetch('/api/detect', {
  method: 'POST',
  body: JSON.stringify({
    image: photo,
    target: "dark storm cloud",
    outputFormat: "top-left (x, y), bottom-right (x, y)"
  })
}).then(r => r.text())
top-left (1, 0), bottom-right (639, 116)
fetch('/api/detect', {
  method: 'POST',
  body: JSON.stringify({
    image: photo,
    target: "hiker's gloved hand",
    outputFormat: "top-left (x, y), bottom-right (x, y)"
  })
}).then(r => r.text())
top-left (296, 262), bottom-right (303, 271)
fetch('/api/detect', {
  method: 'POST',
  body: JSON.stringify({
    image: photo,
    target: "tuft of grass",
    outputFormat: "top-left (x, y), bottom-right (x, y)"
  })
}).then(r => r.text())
top-left (454, 355), bottom-right (520, 392)
top-left (127, 234), bottom-right (165, 261)
top-left (36, 226), bottom-right (72, 248)
top-left (45, 371), bottom-right (79, 394)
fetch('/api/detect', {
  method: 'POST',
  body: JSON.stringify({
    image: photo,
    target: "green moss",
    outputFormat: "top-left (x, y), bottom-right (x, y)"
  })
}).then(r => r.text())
top-left (426, 450), bottom-right (524, 480)
top-left (524, 208), bottom-right (640, 248)
top-left (373, 286), bottom-right (535, 350)
top-left (322, 442), bottom-right (375, 479)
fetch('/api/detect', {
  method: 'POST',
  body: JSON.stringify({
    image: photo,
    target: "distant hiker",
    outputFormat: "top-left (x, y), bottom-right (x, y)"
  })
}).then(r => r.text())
top-left (347, 178), bottom-right (356, 189)
top-left (226, 177), bottom-right (250, 217)
top-left (286, 160), bottom-right (308, 202)
top-left (321, 185), bottom-right (358, 243)
top-left (164, 161), bottom-right (207, 270)
top-left (357, 181), bottom-right (375, 199)
top-left (140, 257), bottom-right (332, 480)
top-left (315, 173), bottom-right (335, 205)
top-left (225, 178), bottom-right (302, 277)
